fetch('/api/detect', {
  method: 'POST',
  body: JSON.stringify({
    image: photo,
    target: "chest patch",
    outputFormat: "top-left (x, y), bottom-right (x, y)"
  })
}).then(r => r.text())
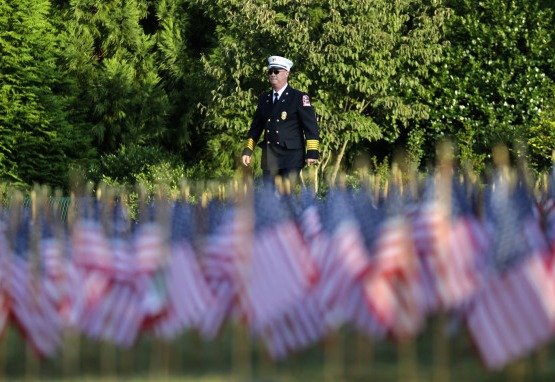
top-left (302, 95), bottom-right (311, 107)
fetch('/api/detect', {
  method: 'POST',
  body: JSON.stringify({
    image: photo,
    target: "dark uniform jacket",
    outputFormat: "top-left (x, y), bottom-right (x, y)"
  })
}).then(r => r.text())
top-left (242, 84), bottom-right (320, 171)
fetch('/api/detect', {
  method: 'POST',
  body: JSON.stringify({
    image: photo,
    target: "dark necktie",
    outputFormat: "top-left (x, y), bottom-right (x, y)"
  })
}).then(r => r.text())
top-left (273, 92), bottom-right (279, 104)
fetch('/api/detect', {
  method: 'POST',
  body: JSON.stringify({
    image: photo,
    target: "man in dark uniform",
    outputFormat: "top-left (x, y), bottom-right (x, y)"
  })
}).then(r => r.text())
top-left (241, 55), bottom-right (320, 187)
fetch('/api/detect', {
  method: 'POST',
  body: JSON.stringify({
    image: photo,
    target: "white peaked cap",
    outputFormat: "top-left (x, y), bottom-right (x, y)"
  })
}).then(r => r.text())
top-left (268, 55), bottom-right (293, 71)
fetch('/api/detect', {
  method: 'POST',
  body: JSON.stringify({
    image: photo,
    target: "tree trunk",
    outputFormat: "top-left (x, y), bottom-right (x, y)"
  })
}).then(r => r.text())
top-left (314, 148), bottom-right (332, 193)
top-left (331, 139), bottom-right (349, 186)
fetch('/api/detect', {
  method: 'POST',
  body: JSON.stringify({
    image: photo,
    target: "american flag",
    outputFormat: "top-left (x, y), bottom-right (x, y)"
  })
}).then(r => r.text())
top-left (364, 184), bottom-right (426, 340)
top-left (132, 221), bottom-right (170, 326)
top-left (73, 201), bottom-right (146, 348)
top-left (365, 216), bottom-right (426, 339)
top-left (69, 217), bottom-right (112, 328)
top-left (38, 219), bottom-right (76, 329)
top-left (77, 239), bottom-right (133, 345)
top-left (249, 188), bottom-right (324, 359)
top-left (4, 168), bottom-right (555, 364)
top-left (151, 199), bottom-right (216, 338)
top-left (315, 188), bottom-right (377, 332)
top-left (536, 167), bottom-right (555, 254)
top-left (482, 173), bottom-right (549, 274)
top-left (8, 254), bottom-right (64, 358)
top-left (539, 196), bottom-right (555, 251)
top-left (466, 171), bottom-right (555, 369)
top-left (466, 253), bottom-right (555, 369)
top-left (261, 294), bottom-right (326, 360)
top-left (171, 199), bottom-right (197, 242)
top-left (153, 241), bottom-right (215, 339)
top-left (4, 205), bottom-right (65, 357)
top-left (351, 185), bottom-right (385, 258)
top-left (71, 219), bottom-right (113, 271)
top-left (408, 181), bottom-right (448, 315)
top-left (94, 281), bottom-right (142, 347)
top-left (248, 189), bottom-right (317, 324)
top-left (195, 196), bottom-right (237, 339)
top-left (103, 201), bottom-right (147, 347)
top-left (297, 189), bottom-right (329, 272)
top-left (198, 205), bottom-right (244, 339)
top-left (437, 215), bottom-right (488, 310)
top-left (444, 176), bottom-right (489, 311)
top-left (411, 176), bottom-right (488, 313)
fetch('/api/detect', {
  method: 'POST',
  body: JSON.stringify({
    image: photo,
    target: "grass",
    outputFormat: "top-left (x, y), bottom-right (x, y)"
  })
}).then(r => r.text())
top-left (1, 316), bottom-right (555, 381)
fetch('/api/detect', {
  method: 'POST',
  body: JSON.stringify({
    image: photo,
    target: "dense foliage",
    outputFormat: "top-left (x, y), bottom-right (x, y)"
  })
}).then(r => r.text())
top-left (0, 0), bottom-right (554, 191)
top-left (424, 0), bottom-right (555, 172)
top-left (0, 0), bottom-right (93, 189)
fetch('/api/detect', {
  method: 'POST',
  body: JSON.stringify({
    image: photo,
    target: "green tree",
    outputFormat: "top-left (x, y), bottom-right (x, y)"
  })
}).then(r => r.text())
top-left (193, 0), bottom-right (449, 183)
top-left (0, 0), bottom-right (90, 190)
top-left (300, 0), bottom-right (449, 180)
top-left (154, 0), bottom-right (213, 157)
top-left (527, 87), bottom-right (555, 172)
top-left (61, 0), bottom-right (171, 154)
top-left (425, 0), bottom-right (555, 172)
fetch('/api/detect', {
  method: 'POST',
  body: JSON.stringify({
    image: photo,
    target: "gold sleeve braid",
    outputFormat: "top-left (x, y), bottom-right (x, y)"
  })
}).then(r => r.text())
top-left (246, 138), bottom-right (255, 151)
top-left (306, 140), bottom-right (319, 151)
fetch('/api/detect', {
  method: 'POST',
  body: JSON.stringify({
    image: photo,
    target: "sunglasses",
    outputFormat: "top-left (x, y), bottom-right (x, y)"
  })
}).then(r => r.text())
top-left (267, 68), bottom-right (282, 75)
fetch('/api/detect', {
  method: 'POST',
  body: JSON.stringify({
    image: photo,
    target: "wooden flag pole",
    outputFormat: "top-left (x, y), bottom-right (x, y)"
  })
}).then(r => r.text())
top-left (239, 179), bottom-right (252, 376)
top-left (141, 183), bottom-right (163, 380)
top-left (232, 322), bottom-right (252, 381)
top-left (231, 178), bottom-right (253, 381)
top-left (117, 188), bottom-right (135, 378)
top-left (61, 328), bottom-right (80, 379)
top-left (533, 344), bottom-right (549, 376)
top-left (324, 329), bottom-right (344, 382)
top-left (63, 181), bottom-right (95, 378)
top-left (506, 358), bottom-right (530, 382)
top-left (397, 338), bottom-right (418, 382)
top-left (25, 186), bottom-right (43, 381)
top-left (386, 163), bottom-right (419, 382)
top-left (258, 339), bottom-right (276, 380)
top-left (150, 339), bottom-right (171, 379)
top-left (0, 325), bottom-right (5, 377)
top-left (5, 189), bottom-right (24, 378)
top-left (433, 140), bottom-right (454, 382)
top-left (149, 184), bottom-right (173, 379)
top-left (98, 184), bottom-right (117, 378)
top-left (188, 180), bottom-right (207, 374)
top-left (432, 314), bottom-right (450, 382)
top-left (0, 330), bottom-right (5, 381)
top-left (354, 335), bottom-right (374, 380)
top-left (59, 186), bottom-right (81, 379)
